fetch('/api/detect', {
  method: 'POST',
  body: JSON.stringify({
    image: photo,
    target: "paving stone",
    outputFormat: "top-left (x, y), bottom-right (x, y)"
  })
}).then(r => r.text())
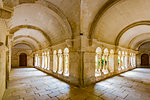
top-left (3, 68), bottom-right (150, 100)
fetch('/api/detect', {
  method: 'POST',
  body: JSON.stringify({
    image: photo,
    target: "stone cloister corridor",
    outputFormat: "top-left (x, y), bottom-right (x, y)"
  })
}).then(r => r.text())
top-left (1, 0), bottom-right (150, 100)
top-left (3, 67), bottom-right (150, 100)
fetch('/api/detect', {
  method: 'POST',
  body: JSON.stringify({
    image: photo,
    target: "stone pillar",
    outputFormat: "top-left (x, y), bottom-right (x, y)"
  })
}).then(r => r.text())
top-left (39, 52), bottom-right (42, 68)
top-left (123, 55), bottom-right (125, 69)
top-left (49, 51), bottom-right (53, 72)
top-left (62, 54), bottom-right (65, 75)
top-left (83, 51), bottom-right (95, 86)
top-left (56, 54), bottom-right (59, 73)
top-left (102, 54), bottom-right (105, 72)
top-left (100, 54), bottom-right (104, 75)
top-left (0, 8), bottom-right (12, 100)
top-left (127, 53), bottom-right (130, 69)
top-left (69, 50), bottom-right (81, 86)
top-left (8, 34), bottom-right (13, 72)
top-left (114, 53), bottom-right (118, 74)
top-left (107, 54), bottom-right (110, 73)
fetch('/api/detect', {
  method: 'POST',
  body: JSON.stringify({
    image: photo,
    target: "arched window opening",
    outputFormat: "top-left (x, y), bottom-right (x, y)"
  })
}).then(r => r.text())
top-left (133, 53), bottom-right (136, 67)
top-left (58, 49), bottom-right (63, 74)
top-left (42, 52), bottom-right (45, 68)
top-left (102, 48), bottom-right (109, 74)
top-left (53, 50), bottom-right (57, 72)
top-left (130, 53), bottom-right (133, 67)
top-left (35, 54), bottom-right (38, 67)
top-left (38, 54), bottom-right (40, 67)
top-left (95, 47), bottom-right (102, 76)
top-left (109, 49), bottom-right (114, 72)
top-left (125, 52), bottom-right (128, 68)
top-left (64, 48), bottom-right (69, 76)
top-left (47, 51), bottom-right (50, 70)
top-left (118, 51), bottom-right (121, 70)
top-left (121, 51), bottom-right (124, 70)
top-left (44, 52), bottom-right (47, 69)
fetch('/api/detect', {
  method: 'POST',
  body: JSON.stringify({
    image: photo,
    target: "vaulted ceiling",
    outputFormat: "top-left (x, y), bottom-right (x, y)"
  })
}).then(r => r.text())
top-left (83, 0), bottom-right (150, 50)
top-left (4, 0), bottom-right (80, 52)
top-left (4, 0), bottom-right (150, 51)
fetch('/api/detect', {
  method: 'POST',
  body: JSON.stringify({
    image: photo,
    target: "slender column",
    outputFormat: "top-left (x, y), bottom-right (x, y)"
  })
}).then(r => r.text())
top-left (100, 54), bottom-right (103, 75)
top-left (103, 55), bottom-right (106, 74)
top-left (114, 52), bottom-right (119, 73)
top-left (50, 52), bottom-right (53, 72)
top-left (62, 54), bottom-right (65, 75)
top-left (107, 54), bottom-right (110, 73)
top-left (67, 54), bottom-right (69, 75)
top-left (56, 54), bottom-right (59, 73)
top-left (59, 54), bottom-right (63, 74)
top-left (39, 52), bottom-right (42, 68)
top-left (44, 53), bottom-right (46, 69)
top-left (102, 54), bottom-right (105, 72)
top-left (118, 55), bottom-right (121, 70)
top-left (98, 54), bottom-right (100, 72)
top-left (95, 54), bottom-right (99, 72)
top-left (127, 53), bottom-right (130, 69)
top-left (47, 52), bottom-right (49, 70)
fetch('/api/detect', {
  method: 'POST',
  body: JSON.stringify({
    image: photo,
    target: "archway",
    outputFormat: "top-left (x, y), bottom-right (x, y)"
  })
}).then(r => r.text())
top-left (141, 54), bottom-right (149, 66)
top-left (19, 53), bottom-right (27, 66)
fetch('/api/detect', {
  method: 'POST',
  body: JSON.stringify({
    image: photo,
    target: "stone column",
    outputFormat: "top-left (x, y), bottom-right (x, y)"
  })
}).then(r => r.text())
top-left (114, 52), bottom-right (119, 74)
top-left (62, 54), bottom-right (65, 75)
top-left (100, 54), bottom-right (104, 75)
top-left (102, 54), bottom-right (105, 72)
top-left (47, 52), bottom-right (49, 70)
top-left (39, 52), bottom-right (42, 68)
top-left (107, 54), bottom-right (110, 73)
top-left (49, 51), bottom-right (53, 72)
top-left (56, 54), bottom-right (59, 73)
top-left (69, 50), bottom-right (81, 86)
top-left (127, 53), bottom-right (130, 69)
top-left (83, 51), bottom-right (95, 86)
top-left (96, 54), bottom-right (98, 72)
top-left (8, 34), bottom-right (13, 72)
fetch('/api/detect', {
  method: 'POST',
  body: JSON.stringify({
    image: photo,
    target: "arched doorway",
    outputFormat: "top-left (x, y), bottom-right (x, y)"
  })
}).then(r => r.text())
top-left (19, 53), bottom-right (27, 66)
top-left (141, 54), bottom-right (149, 66)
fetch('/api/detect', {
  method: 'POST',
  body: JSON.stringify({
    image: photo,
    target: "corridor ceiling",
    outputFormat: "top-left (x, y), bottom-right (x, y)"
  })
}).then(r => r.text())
top-left (4, 0), bottom-right (150, 51)
top-left (5, 0), bottom-right (78, 51)
top-left (87, 0), bottom-right (150, 50)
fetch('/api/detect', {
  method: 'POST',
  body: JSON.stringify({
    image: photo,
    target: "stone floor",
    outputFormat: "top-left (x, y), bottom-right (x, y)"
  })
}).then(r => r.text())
top-left (2, 68), bottom-right (150, 100)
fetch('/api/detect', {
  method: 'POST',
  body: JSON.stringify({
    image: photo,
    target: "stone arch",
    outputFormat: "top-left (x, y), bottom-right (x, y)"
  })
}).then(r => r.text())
top-left (89, 0), bottom-right (120, 40)
top-left (10, 25), bottom-right (51, 46)
top-left (13, 35), bottom-right (42, 49)
top-left (96, 47), bottom-right (102, 54)
top-left (128, 33), bottom-right (150, 49)
top-left (17, 50), bottom-right (31, 56)
top-left (135, 39), bottom-right (150, 50)
top-left (14, 38), bottom-right (41, 50)
top-left (12, 0), bottom-right (73, 39)
top-left (115, 21), bottom-right (150, 46)
top-left (36, 0), bottom-right (73, 39)
top-left (14, 42), bottom-right (36, 51)
top-left (19, 53), bottom-right (27, 66)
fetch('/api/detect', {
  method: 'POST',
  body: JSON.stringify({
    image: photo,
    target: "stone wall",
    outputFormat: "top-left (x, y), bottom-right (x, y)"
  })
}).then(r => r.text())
top-left (0, 19), bottom-right (9, 100)
top-left (11, 48), bottom-right (33, 67)
top-left (137, 51), bottom-right (150, 67)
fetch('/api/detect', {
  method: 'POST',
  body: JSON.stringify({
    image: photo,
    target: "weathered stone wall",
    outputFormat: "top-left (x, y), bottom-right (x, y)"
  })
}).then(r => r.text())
top-left (11, 48), bottom-right (33, 67)
top-left (0, 18), bottom-right (9, 100)
top-left (137, 51), bottom-right (150, 67)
